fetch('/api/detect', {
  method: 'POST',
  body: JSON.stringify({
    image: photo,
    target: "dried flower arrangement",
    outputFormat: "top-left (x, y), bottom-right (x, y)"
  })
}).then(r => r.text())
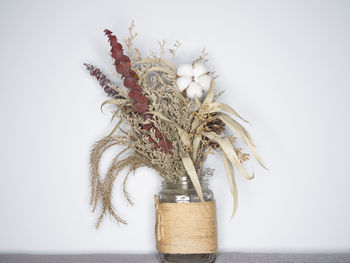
top-left (85, 21), bottom-right (266, 228)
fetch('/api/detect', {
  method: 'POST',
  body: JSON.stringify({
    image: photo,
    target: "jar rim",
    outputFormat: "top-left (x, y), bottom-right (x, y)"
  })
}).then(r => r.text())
top-left (161, 175), bottom-right (210, 189)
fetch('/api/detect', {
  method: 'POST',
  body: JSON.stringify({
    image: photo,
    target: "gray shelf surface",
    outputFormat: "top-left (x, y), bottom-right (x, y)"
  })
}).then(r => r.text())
top-left (1, 253), bottom-right (350, 263)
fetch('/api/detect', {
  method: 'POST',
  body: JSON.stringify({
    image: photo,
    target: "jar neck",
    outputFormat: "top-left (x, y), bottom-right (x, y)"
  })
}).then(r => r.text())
top-left (162, 175), bottom-right (209, 190)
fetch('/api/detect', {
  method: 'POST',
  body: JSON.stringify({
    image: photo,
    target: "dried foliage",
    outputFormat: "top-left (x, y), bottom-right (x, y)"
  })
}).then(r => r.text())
top-left (85, 22), bottom-right (266, 227)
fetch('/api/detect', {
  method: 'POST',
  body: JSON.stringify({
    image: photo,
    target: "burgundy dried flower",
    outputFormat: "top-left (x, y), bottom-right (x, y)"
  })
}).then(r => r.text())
top-left (148, 136), bottom-right (160, 149)
top-left (84, 63), bottom-right (119, 98)
top-left (120, 55), bottom-right (131, 63)
top-left (124, 78), bottom-right (137, 89)
top-left (134, 95), bottom-right (148, 103)
top-left (142, 123), bottom-right (153, 130)
top-left (116, 62), bottom-right (131, 75)
top-left (101, 29), bottom-right (173, 154)
top-left (104, 29), bottom-right (113, 35)
top-left (156, 129), bottom-right (163, 140)
top-left (132, 85), bottom-right (142, 91)
top-left (128, 89), bottom-right (141, 100)
top-left (159, 138), bottom-right (173, 151)
top-left (124, 70), bottom-right (138, 79)
top-left (134, 101), bottom-right (148, 113)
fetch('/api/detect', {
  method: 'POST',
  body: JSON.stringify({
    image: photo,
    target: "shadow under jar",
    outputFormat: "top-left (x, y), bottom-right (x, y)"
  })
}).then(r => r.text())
top-left (156, 175), bottom-right (217, 263)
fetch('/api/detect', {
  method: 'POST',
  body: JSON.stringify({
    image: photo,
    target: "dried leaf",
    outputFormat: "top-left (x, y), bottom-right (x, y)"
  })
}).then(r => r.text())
top-left (204, 132), bottom-right (254, 180)
top-left (192, 135), bottom-right (202, 161)
top-left (209, 102), bottom-right (248, 123)
top-left (191, 80), bottom-right (216, 131)
top-left (222, 153), bottom-right (238, 219)
top-left (180, 151), bottom-right (204, 203)
top-left (177, 127), bottom-right (191, 148)
top-left (101, 99), bottom-right (128, 112)
top-left (194, 96), bottom-right (201, 109)
top-left (201, 80), bottom-right (216, 107)
top-left (218, 114), bottom-right (267, 169)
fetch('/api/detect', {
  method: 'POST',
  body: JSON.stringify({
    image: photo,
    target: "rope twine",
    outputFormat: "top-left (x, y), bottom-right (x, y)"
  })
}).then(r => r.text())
top-left (154, 195), bottom-right (217, 254)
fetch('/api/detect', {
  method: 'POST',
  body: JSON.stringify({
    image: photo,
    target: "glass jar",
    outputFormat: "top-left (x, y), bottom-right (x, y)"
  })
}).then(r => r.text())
top-left (156, 175), bottom-right (217, 263)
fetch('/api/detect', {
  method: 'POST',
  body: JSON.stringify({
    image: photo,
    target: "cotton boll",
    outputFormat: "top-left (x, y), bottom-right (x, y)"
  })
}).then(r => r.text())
top-left (198, 75), bottom-right (212, 92)
top-left (176, 76), bottom-right (192, 92)
top-left (186, 82), bottom-right (204, 99)
top-left (193, 62), bottom-right (208, 77)
top-left (177, 64), bottom-right (193, 77)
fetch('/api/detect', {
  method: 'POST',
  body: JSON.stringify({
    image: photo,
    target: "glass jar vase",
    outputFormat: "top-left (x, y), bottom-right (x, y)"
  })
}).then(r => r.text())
top-left (156, 175), bottom-right (217, 263)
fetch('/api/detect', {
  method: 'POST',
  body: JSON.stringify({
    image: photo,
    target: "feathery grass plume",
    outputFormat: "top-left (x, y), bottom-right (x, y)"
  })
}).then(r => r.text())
top-left (85, 21), bottom-right (266, 227)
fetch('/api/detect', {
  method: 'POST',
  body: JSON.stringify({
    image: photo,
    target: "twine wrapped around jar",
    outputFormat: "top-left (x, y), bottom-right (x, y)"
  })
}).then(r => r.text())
top-left (154, 195), bottom-right (218, 254)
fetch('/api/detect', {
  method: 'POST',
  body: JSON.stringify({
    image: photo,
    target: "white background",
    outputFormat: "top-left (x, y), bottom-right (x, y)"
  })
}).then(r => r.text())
top-left (1, 0), bottom-right (350, 254)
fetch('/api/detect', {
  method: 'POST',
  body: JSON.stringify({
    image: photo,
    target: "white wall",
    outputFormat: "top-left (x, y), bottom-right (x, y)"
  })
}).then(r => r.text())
top-left (1, 0), bottom-right (350, 254)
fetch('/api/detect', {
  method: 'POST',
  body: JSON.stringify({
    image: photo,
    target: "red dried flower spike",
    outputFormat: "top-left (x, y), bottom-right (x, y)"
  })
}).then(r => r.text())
top-left (84, 63), bottom-right (120, 98)
top-left (148, 136), bottom-right (160, 149)
top-left (154, 128), bottom-right (162, 139)
top-left (128, 89), bottom-right (141, 100)
top-left (124, 78), bottom-right (137, 89)
top-left (159, 138), bottom-right (173, 151)
top-left (124, 70), bottom-right (138, 79)
top-left (134, 101), bottom-right (148, 113)
top-left (143, 123), bottom-right (153, 130)
top-left (103, 29), bottom-right (173, 154)
top-left (104, 29), bottom-right (147, 109)
top-left (134, 95), bottom-right (148, 103)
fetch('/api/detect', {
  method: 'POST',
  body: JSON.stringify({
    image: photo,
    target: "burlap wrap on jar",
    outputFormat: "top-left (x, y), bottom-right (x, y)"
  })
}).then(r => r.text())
top-left (155, 195), bottom-right (218, 254)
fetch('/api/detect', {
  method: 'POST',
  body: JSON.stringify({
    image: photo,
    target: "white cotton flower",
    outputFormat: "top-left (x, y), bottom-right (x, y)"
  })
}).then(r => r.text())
top-left (193, 62), bottom-right (209, 77)
top-left (176, 76), bottom-right (192, 92)
top-left (186, 82), bottom-right (204, 99)
top-left (176, 62), bottom-right (212, 100)
top-left (177, 64), bottom-right (193, 77)
top-left (198, 75), bottom-right (211, 92)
